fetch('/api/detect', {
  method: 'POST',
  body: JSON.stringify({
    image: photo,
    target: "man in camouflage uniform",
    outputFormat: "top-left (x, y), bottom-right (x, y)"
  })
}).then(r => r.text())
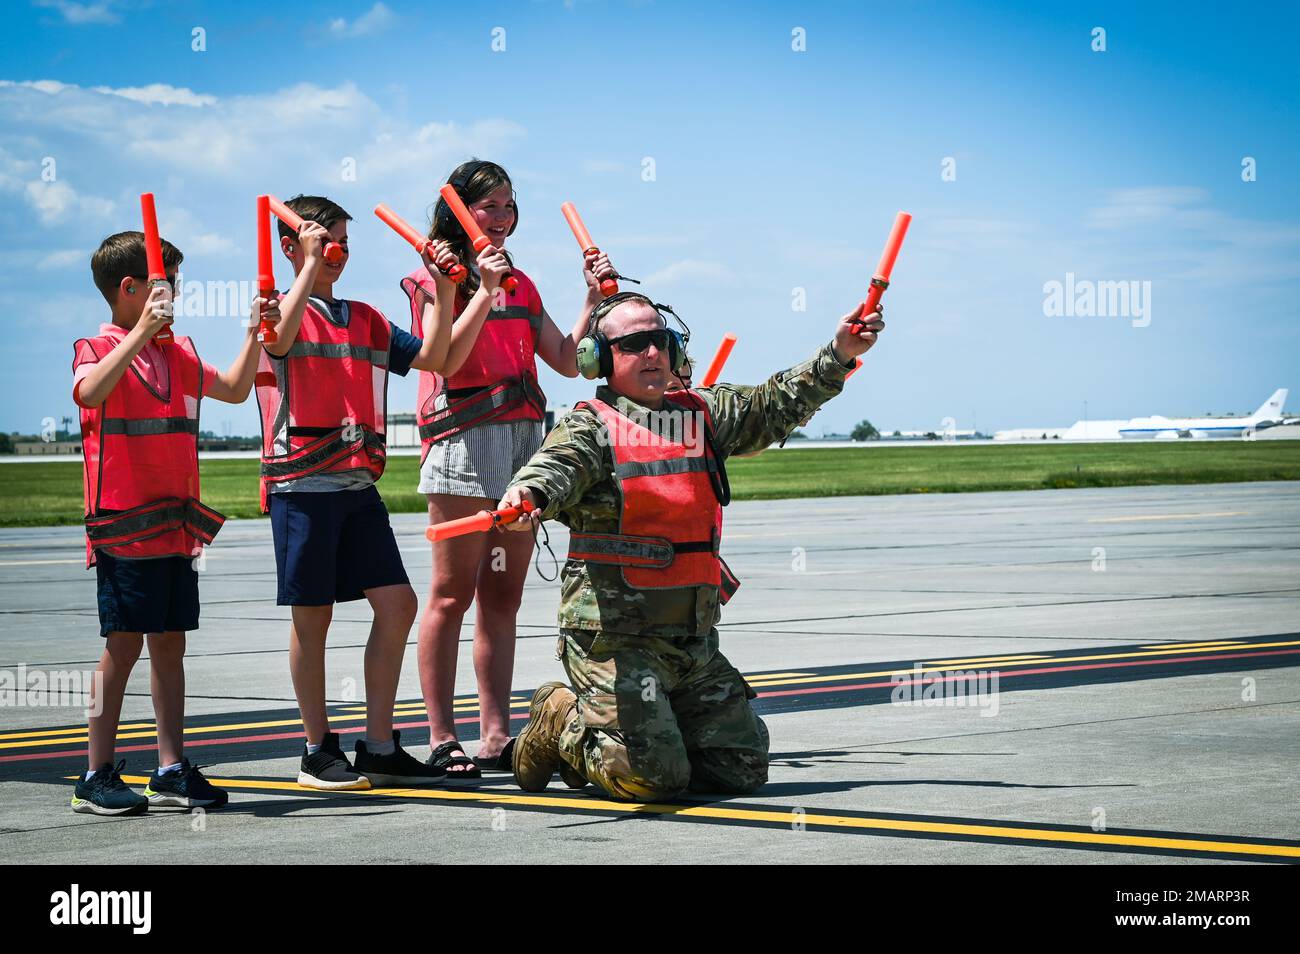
top-left (498, 292), bottom-right (886, 802)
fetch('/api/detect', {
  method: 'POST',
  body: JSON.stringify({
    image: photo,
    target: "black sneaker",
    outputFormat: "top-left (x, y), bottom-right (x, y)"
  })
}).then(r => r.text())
top-left (298, 731), bottom-right (371, 791)
top-left (71, 760), bottom-right (149, 816)
top-left (144, 758), bottom-right (229, 809)
top-left (354, 731), bottom-right (447, 787)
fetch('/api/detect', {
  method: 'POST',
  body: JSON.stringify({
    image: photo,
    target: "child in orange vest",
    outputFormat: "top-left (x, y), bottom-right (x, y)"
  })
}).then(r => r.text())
top-left (72, 229), bottom-right (269, 815)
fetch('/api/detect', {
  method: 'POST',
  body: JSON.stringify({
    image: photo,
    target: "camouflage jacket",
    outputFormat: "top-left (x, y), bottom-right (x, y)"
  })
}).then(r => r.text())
top-left (511, 341), bottom-right (857, 638)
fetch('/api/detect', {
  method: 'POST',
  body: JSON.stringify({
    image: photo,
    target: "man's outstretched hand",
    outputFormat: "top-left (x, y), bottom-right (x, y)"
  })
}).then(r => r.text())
top-left (496, 485), bottom-right (541, 532)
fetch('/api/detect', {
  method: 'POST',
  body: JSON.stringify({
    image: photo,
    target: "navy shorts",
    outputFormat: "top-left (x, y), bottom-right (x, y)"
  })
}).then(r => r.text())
top-left (270, 485), bottom-right (410, 606)
top-left (95, 553), bottom-right (200, 637)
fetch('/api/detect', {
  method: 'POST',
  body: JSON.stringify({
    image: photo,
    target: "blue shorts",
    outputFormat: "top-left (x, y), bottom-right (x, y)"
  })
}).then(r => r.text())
top-left (270, 485), bottom-right (410, 606)
top-left (95, 553), bottom-right (200, 637)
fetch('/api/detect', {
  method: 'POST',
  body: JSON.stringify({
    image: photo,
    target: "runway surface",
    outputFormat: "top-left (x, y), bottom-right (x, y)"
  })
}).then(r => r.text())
top-left (1, 481), bottom-right (1297, 864)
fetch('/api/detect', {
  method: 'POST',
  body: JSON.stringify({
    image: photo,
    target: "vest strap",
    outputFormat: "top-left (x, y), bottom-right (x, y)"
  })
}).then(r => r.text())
top-left (419, 375), bottom-right (545, 444)
top-left (567, 532), bottom-right (720, 569)
top-left (260, 426), bottom-right (386, 481)
top-left (85, 497), bottom-right (226, 551)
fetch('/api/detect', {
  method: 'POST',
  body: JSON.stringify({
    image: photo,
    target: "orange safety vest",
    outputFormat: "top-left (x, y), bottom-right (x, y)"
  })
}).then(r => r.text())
top-left (566, 391), bottom-right (740, 603)
top-left (400, 266), bottom-right (546, 459)
top-left (75, 333), bottom-right (224, 567)
top-left (254, 298), bottom-right (390, 511)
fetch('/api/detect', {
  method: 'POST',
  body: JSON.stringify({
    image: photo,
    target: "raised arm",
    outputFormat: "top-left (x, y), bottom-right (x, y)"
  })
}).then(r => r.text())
top-left (75, 287), bottom-right (172, 407)
top-left (206, 297), bottom-right (274, 404)
top-left (706, 305), bottom-right (885, 457)
top-left (262, 221), bottom-right (330, 358)
top-left (536, 248), bottom-right (616, 378)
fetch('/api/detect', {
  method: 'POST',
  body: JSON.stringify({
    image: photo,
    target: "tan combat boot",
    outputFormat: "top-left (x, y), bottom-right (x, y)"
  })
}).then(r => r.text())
top-left (513, 682), bottom-right (578, 792)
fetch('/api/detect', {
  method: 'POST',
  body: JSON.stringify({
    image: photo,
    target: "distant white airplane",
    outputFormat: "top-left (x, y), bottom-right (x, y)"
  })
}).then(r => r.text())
top-left (1119, 389), bottom-right (1289, 439)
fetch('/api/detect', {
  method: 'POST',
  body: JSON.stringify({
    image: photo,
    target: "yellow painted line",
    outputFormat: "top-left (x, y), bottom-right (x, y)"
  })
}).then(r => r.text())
top-left (925, 655), bottom-right (1051, 666)
top-left (0, 559), bottom-right (84, 567)
top-left (12, 641), bottom-right (1296, 750)
top-left (113, 774), bottom-right (1300, 860)
top-left (1140, 641), bottom-right (1244, 650)
top-left (0, 722), bottom-right (154, 741)
top-left (730, 639), bottom-right (1300, 691)
top-left (1089, 511), bottom-right (1247, 523)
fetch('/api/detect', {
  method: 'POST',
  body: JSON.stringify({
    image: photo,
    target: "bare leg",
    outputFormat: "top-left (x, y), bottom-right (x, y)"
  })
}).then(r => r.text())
top-left (289, 604), bottom-right (333, 745)
top-left (86, 631), bottom-right (143, 771)
top-left (146, 631), bottom-right (186, 767)
top-left (418, 494), bottom-right (491, 774)
top-left (473, 527), bottom-right (534, 758)
top-left (362, 583), bottom-right (418, 741)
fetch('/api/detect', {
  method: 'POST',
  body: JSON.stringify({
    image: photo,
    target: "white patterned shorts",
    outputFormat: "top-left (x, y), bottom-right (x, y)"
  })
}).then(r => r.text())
top-left (418, 417), bottom-right (545, 501)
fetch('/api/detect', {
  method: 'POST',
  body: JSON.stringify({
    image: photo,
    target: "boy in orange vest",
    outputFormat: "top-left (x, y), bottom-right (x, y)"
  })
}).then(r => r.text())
top-left (256, 195), bottom-right (452, 790)
top-left (72, 230), bottom-right (271, 814)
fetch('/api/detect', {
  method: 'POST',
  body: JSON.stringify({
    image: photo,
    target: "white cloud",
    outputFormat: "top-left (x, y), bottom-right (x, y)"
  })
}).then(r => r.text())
top-left (643, 260), bottom-right (734, 286)
top-left (90, 84), bottom-right (218, 107)
top-left (1084, 187), bottom-right (1208, 230)
top-left (33, 0), bottom-right (119, 25)
top-left (328, 2), bottom-right (395, 38)
top-left (37, 248), bottom-right (87, 270)
top-left (24, 179), bottom-right (114, 224)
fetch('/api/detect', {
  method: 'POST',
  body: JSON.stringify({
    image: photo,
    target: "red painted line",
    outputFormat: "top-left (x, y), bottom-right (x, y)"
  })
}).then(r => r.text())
top-left (5, 647), bottom-right (1298, 764)
top-left (0, 714), bottom-right (529, 765)
top-left (756, 648), bottom-right (1300, 700)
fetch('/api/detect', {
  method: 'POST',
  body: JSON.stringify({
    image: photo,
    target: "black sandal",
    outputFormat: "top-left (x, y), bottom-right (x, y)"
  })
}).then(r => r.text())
top-left (473, 737), bottom-right (515, 773)
top-left (427, 740), bottom-right (481, 784)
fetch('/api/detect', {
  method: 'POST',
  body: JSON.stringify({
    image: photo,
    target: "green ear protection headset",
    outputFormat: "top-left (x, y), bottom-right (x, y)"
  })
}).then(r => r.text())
top-left (575, 291), bottom-right (691, 380)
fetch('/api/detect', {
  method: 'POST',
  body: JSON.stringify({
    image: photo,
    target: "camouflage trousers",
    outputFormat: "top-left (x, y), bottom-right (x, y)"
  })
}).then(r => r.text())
top-left (555, 627), bottom-right (769, 803)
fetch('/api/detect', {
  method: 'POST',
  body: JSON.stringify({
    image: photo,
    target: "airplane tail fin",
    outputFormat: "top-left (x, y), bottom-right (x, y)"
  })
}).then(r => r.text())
top-left (1253, 388), bottom-right (1287, 421)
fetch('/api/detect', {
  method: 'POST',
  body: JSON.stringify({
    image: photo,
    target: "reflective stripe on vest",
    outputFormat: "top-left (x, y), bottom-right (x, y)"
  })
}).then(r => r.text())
top-left (565, 392), bottom-right (738, 600)
top-left (101, 416), bottom-right (199, 436)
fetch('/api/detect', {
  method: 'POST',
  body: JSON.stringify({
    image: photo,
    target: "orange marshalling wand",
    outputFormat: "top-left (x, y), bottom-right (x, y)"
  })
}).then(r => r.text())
top-left (560, 202), bottom-right (618, 297)
top-left (255, 195), bottom-right (278, 344)
top-left (845, 357), bottom-right (863, 381)
top-left (852, 211), bottom-right (911, 327)
top-left (268, 195), bottom-right (344, 264)
top-left (425, 501), bottom-right (536, 542)
top-left (700, 333), bottom-right (737, 387)
top-left (438, 183), bottom-right (518, 293)
top-left (374, 203), bottom-right (466, 283)
top-left (139, 192), bottom-right (173, 344)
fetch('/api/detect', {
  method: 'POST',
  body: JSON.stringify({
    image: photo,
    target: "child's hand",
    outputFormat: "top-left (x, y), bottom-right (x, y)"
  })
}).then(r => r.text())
top-left (250, 295), bottom-right (280, 333)
top-left (138, 283), bottom-right (174, 337)
top-left (477, 244), bottom-right (510, 294)
top-left (423, 239), bottom-right (461, 288)
top-left (833, 305), bottom-right (885, 362)
top-left (297, 221), bottom-right (331, 263)
top-left (583, 249), bottom-right (615, 294)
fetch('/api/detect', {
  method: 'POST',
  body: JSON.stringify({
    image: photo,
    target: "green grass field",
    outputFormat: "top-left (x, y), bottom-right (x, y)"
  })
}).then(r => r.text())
top-left (3, 440), bottom-right (1298, 528)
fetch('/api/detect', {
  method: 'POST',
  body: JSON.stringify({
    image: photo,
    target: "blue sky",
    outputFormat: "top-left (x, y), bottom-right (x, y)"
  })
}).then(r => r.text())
top-left (2, 0), bottom-right (1297, 437)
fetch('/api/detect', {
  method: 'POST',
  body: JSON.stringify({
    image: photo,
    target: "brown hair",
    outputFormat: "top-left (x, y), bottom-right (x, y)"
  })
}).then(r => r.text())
top-left (90, 230), bottom-right (183, 305)
top-left (275, 195), bottom-right (352, 241)
top-left (428, 159), bottom-right (516, 299)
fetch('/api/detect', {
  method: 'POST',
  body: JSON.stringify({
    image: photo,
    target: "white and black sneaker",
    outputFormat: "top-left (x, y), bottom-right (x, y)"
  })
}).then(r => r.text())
top-left (354, 731), bottom-right (447, 787)
top-left (298, 732), bottom-right (371, 791)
